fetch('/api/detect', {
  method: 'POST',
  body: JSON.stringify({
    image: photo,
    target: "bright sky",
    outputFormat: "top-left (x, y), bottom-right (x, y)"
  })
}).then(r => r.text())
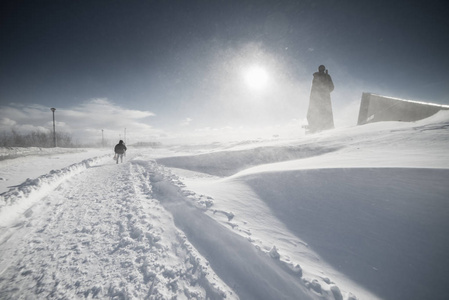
top-left (1, 0), bottom-right (448, 144)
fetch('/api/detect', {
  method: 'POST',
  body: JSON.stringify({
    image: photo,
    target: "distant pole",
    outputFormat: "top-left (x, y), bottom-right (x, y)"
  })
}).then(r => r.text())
top-left (101, 129), bottom-right (104, 147)
top-left (124, 128), bottom-right (126, 144)
top-left (51, 108), bottom-right (56, 147)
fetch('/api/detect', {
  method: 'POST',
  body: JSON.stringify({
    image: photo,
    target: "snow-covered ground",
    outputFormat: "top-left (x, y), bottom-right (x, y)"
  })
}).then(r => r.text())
top-left (1, 111), bottom-right (448, 300)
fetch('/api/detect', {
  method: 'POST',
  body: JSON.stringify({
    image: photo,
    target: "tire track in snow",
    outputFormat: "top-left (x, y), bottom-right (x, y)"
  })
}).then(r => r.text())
top-left (0, 158), bottom-right (235, 299)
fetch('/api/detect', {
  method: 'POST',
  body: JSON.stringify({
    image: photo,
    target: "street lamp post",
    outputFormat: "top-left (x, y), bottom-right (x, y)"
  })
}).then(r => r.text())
top-left (51, 108), bottom-right (56, 147)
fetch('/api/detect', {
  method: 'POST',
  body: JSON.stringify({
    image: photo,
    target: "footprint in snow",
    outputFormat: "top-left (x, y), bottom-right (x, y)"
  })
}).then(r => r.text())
top-left (213, 210), bottom-right (234, 221)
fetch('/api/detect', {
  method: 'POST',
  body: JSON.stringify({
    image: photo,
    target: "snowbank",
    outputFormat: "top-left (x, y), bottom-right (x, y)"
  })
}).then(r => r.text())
top-left (0, 155), bottom-right (107, 227)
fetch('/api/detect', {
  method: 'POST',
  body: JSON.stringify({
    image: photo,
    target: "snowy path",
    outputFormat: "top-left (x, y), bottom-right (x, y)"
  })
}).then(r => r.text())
top-left (0, 155), bottom-right (237, 299)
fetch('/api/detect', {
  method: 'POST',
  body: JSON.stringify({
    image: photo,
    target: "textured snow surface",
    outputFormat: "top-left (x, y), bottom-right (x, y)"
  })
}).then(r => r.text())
top-left (1, 111), bottom-right (449, 299)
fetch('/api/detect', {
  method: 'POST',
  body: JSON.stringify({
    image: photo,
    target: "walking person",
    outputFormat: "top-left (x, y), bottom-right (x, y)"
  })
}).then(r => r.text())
top-left (307, 65), bottom-right (335, 133)
top-left (114, 140), bottom-right (127, 164)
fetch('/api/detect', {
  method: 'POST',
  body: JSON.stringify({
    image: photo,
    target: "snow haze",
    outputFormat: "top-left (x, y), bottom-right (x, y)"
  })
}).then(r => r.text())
top-left (1, 111), bottom-right (448, 299)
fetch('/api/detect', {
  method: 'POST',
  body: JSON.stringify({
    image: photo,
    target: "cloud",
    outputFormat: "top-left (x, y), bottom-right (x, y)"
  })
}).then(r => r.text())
top-left (0, 118), bottom-right (16, 127)
top-left (0, 99), bottom-right (163, 145)
top-left (180, 118), bottom-right (193, 127)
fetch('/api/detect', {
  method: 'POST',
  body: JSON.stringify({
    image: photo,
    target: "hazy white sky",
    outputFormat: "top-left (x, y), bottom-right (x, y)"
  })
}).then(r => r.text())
top-left (1, 0), bottom-right (447, 145)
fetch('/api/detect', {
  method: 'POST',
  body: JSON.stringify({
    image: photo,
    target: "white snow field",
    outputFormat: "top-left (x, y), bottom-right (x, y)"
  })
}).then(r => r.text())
top-left (1, 111), bottom-right (448, 300)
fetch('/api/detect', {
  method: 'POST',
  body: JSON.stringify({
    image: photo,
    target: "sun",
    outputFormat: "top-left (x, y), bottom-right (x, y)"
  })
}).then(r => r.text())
top-left (243, 65), bottom-right (269, 90)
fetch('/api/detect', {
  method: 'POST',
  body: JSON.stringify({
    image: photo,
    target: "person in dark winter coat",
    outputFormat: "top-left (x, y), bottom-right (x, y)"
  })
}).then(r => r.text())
top-left (114, 140), bottom-right (127, 164)
top-left (307, 65), bottom-right (335, 133)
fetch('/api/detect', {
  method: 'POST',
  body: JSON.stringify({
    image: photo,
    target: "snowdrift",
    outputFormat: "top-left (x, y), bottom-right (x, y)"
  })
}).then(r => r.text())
top-left (157, 145), bottom-right (340, 176)
top-left (241, 168), bottom-right (449, 300)
top-left (156, 111), bottom-right (449, 300)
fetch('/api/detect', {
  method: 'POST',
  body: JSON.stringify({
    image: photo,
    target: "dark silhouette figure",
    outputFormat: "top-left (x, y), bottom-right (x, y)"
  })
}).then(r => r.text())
top-left (114, 140), bottom-right (127, 164)
top-left (307, 65), bottom-right (334, 133)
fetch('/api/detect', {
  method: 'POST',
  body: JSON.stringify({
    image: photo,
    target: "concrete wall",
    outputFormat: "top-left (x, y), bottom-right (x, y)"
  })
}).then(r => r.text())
top-left (357, 93), bottom-right (449, 125)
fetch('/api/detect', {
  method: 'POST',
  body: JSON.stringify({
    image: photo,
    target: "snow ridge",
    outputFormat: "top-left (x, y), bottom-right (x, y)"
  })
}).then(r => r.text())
top-left (144, 160), bottom-right (341, 300)
top-left (0, 155), bottom-right (108, 227)
top-left (130, 159), bottom-right (237, 299)
top-left (157, 145), bottom-right (340, 176)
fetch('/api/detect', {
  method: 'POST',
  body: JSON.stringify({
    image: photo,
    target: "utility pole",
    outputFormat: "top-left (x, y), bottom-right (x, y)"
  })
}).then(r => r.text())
top-left (51, 108), bottom-right (56, 147)
top-left (101, 129), bottom-right (104, 147)
top-left (124, 128), bottom-right (126, 144)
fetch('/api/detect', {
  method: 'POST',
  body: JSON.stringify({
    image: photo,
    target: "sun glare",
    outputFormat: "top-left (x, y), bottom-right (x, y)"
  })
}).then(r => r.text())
top-left (244, 65), bottom-right (269, 90)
